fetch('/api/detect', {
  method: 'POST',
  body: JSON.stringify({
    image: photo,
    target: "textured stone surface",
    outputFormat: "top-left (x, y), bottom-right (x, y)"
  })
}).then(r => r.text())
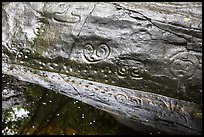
top-left (2, 2), bottom-right (202, 134)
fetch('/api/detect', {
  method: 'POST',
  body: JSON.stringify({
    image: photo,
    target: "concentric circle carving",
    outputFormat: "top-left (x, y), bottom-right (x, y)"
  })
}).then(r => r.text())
top-left (169, 52), bottom-right (199, 79)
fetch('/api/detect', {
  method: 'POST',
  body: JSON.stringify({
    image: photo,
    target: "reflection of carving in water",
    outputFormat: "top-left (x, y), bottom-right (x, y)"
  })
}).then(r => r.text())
top-left (83, 43), bottom-right (110, 63)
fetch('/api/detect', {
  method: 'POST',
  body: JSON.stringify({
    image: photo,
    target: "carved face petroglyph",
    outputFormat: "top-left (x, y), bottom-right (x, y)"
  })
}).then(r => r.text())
top-left (169, 52), bottom-right (199, 79)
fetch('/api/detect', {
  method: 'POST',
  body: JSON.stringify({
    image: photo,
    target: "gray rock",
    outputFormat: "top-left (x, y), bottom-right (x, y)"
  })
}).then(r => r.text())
top-left (2, 2), bottom-right (202, 134)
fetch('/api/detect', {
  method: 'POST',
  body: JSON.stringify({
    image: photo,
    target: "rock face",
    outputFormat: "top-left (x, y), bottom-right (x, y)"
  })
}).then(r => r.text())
top-left (2, 2), bottom-right (202, 135)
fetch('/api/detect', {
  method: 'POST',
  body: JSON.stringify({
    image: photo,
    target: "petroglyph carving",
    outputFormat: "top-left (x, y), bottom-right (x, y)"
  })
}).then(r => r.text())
top-left (116, 57), bottom-right (145, 80)
top-left (130, 96), bottom-right (143, 106)
top-left (53, 11), bottom-right (81, 24)
top-left (16, 48), bottom-right (32, 61)
top-left (117, 65), bottom-right (129, 77)
top-left (83, 43), bottom-right (110, 63)
top-left (37, 10), bottom-right (81, 25)
top-left (115, 93), bottom-right (128, 103)
top-left (115, 93), bottom-right (143, 107)
top-left (169, 52), bottom-right (199, 79)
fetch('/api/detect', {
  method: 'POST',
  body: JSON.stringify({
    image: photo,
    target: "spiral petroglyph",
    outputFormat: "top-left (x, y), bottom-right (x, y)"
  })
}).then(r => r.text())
top-left (16, 48), bottom-right (32, 61)
top-left (2, 2), bottom-right (202, 135)
top-left (116, 57), bottom-right (145, 80)
top-left (83, 43), bottom-right (110, 63)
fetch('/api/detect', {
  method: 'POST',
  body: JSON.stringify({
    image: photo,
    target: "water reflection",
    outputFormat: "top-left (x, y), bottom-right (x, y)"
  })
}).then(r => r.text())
top-left (2, 74), bottom-right (146, 135)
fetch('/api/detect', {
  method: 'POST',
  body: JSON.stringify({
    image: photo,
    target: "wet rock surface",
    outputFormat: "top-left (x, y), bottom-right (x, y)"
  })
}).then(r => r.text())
top-left (2, 75), bottom-right (144, 135)
top-left (2, 2), bottom-right (202, 135)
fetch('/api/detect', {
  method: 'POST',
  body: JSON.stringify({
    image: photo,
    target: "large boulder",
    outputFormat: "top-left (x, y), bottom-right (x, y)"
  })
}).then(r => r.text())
top-left (2, 2), bottom-right (202, 135)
